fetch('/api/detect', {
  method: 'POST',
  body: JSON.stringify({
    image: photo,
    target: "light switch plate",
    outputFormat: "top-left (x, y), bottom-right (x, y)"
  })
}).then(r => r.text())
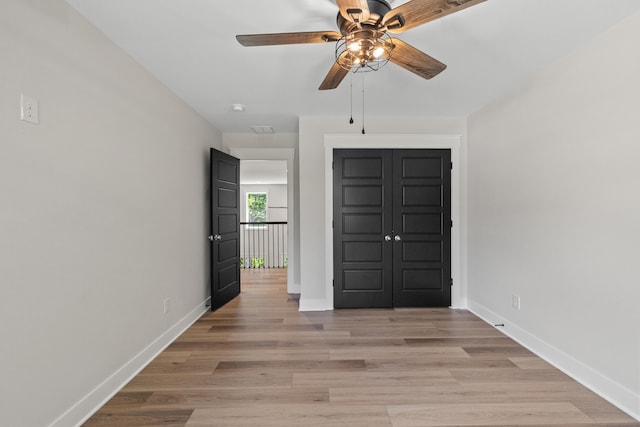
top-left (512, 294), bottom-right (521, 310)
top-left (21, 94), bottom-right (39, 124)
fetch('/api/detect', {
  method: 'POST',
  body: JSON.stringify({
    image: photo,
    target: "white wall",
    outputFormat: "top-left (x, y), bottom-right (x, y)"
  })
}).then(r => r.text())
top-left (224, 132), bottom-right (298, 150)
top-left (467, 9), bottom-right (640, 420)
top-left (298, 117), bottom-right (467, 310)
top-left (0, 1), bottom-right (222, 426)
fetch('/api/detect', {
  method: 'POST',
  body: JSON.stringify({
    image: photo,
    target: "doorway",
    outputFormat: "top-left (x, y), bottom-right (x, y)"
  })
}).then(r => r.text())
top-left (333, 149), bottom-right (452, 308)
top-left (239, 160), bottom-right (288, 270)
top-left (229, 148), bottom-right (298, 295)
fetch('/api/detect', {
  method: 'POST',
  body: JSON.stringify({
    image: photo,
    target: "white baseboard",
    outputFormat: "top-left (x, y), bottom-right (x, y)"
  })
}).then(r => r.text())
top-left (49, 298), bottom-right (211, 427)
top-left (287, 281), bottom-right (301, 295)
top-left (298, 297), bottom-right (332, 312)
top-left (468, 299), bottom-right (640, 422)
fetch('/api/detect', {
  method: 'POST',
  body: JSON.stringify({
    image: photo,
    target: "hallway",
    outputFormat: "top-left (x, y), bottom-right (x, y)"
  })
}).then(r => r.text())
top-left (85, 269), bottom-right (638, 426)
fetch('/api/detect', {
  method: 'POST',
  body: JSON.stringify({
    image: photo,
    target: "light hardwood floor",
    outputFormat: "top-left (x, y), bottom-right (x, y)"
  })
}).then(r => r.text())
top-left (85, 269), bottom-right (639, 426)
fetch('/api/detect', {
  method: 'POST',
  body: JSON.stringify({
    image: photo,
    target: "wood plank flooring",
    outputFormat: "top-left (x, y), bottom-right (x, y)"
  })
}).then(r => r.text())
top-left (84, 269), bottom-right (639, 426)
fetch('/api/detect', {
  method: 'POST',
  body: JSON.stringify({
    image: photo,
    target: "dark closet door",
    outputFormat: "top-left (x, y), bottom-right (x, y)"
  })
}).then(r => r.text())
top-left (392, 149), bottom-right (451, 307)
top-left (333, 150), bottom-right (393, 308)
top-left (334, 148), bottom-right (451, 308)
top-left (210, 149), bottom-right (241, 310)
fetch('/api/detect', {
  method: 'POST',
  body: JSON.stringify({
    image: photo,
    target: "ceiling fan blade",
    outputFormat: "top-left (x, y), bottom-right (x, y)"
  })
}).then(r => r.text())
top-left (236, 31), bottom-right (341, 47)
top-left (389, 38), bottom-right (446, 80)
top-left (383, 0), bottom-right (486, 34)
top-left (336, 0), bottom-right (371, 23)
top-left (319, 61), bottom-right (351, 90)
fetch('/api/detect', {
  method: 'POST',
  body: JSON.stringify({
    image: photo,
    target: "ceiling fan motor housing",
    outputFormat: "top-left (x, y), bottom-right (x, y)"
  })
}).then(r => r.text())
top-left (337, 0), bottom-right (392, 34)
top-left (335, 0), bottom-right (395, 72)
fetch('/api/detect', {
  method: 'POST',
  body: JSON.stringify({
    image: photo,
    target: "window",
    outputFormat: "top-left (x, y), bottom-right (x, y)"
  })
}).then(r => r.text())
top-left (246, 192), bottom-right (267, 223)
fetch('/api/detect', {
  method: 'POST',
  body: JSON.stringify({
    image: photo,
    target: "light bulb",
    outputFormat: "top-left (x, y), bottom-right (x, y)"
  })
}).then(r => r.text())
top-left (373, 46), bottom-right (385, 59)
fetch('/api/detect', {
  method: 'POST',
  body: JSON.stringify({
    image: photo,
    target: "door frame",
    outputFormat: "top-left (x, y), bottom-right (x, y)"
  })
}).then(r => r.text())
top-left (324, 134), bottom-right (463, 309)
top-left (229, 148), bottom-right (298, 294)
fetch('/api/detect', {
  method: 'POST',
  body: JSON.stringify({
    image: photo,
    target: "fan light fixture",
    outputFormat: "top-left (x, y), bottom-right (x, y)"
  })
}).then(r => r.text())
top-left (336, 29), bottom-right (394, 72)
top-left (236, 0), bottom-right (487, 90)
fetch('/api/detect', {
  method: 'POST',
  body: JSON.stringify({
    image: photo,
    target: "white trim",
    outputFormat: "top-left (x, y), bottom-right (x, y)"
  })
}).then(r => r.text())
top-left (299, 297), bottom-right (334, 312)
top-left (229, 148), bottom-right (298, 294)
top-left (323, 134), bottom-right (463, 311)
top-left (49, 298), bottom-right (211, 427)
top-left (468, 299), bottom-right (640, 423)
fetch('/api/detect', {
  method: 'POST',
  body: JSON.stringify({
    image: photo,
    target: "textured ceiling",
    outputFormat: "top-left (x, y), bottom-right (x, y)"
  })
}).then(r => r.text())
top-left (64, 0), bottom-right (640, 134)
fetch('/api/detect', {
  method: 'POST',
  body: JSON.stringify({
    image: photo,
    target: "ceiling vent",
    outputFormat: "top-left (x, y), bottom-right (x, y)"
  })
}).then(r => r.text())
top-left (250, 126), bottom-right (275, 134)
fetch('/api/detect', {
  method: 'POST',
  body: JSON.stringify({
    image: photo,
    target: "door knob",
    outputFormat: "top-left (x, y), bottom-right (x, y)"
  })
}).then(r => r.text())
top-left (394, 235), bottom-right (402, 241)
top-left (208, 234), bottom-right (222, 241)
top-left (384, 235), bottom-right (392, 241)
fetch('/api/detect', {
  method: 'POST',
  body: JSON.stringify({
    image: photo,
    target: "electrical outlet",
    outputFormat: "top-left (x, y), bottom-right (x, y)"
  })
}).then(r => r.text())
top-left (512, 294), bottom-right (521, 310)
top-left (163, 298), bottom-right (171, 315)
top-left (20, 94), bottom-right (39, 124)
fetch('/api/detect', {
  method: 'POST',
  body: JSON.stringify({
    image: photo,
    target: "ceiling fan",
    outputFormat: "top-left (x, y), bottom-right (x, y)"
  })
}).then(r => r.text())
top-left (236, 0), bottom-right (486, 90)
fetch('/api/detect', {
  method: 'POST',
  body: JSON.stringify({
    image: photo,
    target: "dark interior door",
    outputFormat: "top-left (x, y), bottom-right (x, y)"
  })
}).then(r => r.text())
top-left (333, 150), bottom-right (393, 308)
top-left (210, 149), bottom-right (241, 310)
top-left (392, 149), bottom-right (451, 307)
top-left (334, 148), bottom-right (451, 308)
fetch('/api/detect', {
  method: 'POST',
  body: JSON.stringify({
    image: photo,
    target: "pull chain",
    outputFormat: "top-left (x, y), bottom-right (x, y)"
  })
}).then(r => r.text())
top-left (361, 74), bottom-right (366, 135)
top-left (349, 74), bottom-right (354, 124)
